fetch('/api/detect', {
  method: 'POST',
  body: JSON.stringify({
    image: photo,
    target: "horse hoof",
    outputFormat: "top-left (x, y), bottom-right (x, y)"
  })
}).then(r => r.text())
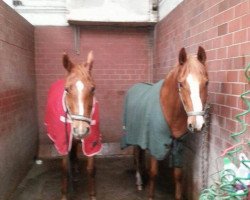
top-left (149, 198), bottom-right (154, 200)
top-left (90, 196), bottom-right (96, 200)
top-left (137, 185), bottom-right (143, 191)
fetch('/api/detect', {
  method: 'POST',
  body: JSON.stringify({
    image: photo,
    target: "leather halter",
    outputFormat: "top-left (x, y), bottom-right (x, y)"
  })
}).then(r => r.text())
top-left (177, 82), bottom-right (205, 117)
top-left (63, 90), bottom-right (92, 124)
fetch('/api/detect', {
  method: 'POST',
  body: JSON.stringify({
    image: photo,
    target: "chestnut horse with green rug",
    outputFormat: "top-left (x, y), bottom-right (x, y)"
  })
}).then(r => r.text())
top-left (121, 47), bottom-right (208, 200)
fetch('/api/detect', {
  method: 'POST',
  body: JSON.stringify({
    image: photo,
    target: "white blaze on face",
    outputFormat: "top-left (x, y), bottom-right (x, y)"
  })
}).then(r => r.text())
top-left (75, 80), bottom-right (84, 115)
top-left (186, 74), bottom-right (205, 130)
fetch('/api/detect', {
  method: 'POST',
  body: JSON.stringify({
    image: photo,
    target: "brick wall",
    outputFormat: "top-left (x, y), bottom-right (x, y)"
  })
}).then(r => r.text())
top-left (35, 26), bottom-right (152, 154)
top-left (0, 2), bottom-right (38, 199)
top-left (154, 0), bottom-right (250, 198)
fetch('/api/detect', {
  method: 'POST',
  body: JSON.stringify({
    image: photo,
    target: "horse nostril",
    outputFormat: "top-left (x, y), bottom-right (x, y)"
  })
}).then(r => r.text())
top-left (83, 127), bottom-right (90, 135)
top-left (201, 123), bottom-right (205, 130)
top-left (73, 127), bottom-right (78, 134)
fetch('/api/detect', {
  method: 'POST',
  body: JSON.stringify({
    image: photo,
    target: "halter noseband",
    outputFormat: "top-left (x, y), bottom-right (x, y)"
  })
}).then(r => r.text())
top-left (177, 82), bottom-right (206, 117)
top-left (63, 90), bottom-right (92, 125)
top-left (67, 114), bottom-right (92, 124)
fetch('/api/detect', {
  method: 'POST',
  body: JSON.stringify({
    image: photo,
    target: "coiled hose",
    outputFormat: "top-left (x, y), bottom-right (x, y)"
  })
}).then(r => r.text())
top-left (199, 64), bottom-right (250, 200)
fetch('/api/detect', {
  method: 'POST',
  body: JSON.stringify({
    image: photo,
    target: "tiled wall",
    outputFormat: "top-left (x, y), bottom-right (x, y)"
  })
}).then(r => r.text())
top-left (1, 0), bottom-right (249, 198)
top-left (154, 0), bottom-right (250, 198)
top-left (35, 26), bottom-right (152, 150)
top-left (0, 2), bottom-right (38, 199)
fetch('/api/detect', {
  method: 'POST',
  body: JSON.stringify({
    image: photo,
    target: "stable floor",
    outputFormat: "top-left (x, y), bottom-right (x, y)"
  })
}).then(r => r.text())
top-left (8, 156), bottom-right (175, 200)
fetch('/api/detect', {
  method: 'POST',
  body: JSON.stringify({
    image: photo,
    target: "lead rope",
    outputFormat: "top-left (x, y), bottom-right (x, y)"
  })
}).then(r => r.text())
top-left (201, 104), bottom-right (210, 190)
top-left (178, 83), bottom-right (210, 189)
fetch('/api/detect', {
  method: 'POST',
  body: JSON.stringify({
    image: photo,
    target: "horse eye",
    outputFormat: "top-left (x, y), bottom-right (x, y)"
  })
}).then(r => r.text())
top-left (65, 88), bottom-right (69, 93)
top-left (65, 85), bottom-right (72, 94)
top-left (91, 87), bottom-right (95, 93)
top-left (178, 82), bottom-right (183, 88)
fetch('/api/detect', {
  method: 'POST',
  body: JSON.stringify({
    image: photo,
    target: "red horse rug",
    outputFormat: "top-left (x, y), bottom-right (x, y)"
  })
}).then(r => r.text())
top-left (44, 79), bottom-right (102, 156)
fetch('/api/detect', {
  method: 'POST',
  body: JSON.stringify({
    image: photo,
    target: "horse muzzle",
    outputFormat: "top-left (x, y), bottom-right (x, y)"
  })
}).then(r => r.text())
top-left (187, 115), bottom-right (205, 132)
top-left (68, 114), bottom-right (92, 139)
top-left (72, 123), bottom-right (90, 140)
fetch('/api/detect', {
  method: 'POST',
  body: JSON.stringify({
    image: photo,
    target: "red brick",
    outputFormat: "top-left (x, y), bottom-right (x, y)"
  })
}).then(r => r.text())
top-left (217, 70), bottom-right (227, 82)
top-left (238, 69), bottom-right (249, 83)
top-left (233, 57), bottom-right (245, 69)
top-left (208, 82), bottom-right (221, 93)
top-left (221, 83), bottom-right (232, 93)
top-left (216, 94), bottom-right (226, 105)
top-left (218, 0), bottom-right (229, 13)
top-left (227, 70), bottom-right (238, 82)
top-left (207, 49), bottom-right (217, 61)
top-left (212, 37), bottom-right (222, 49)
top-left (214, 8), bottom-right (235, 26)
top-left (218, 23), bottom-right (228, 36)
top-left (216, 47), bottom-right (227, 59)
top-left (240, 42), bottom-right (250, 56)
top-left (234, 29), bottom-right (248, 44)
top-left (220, 105), bottom-right (231, 118)
top-left (248, 28), bottom-right (250, 41)
top-left (231, 83), bottom-right (246, 95)
top-left (222, 33), bottom-right (233, 46)
top-left (235, 1), bottom-right (249, 18)
top-left (225, 95), bottom-right (237, 107)
top-left (241, 13), bottom-right (250, 29)
top-left (228, 45), bottom-right (240, 57)
top-left (226, 118), bottom-right (237, 132)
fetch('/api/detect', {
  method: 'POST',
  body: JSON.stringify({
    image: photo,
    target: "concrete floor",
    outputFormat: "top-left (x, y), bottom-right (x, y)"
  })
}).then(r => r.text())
top-left (8, 156), bottom-right (175, 200)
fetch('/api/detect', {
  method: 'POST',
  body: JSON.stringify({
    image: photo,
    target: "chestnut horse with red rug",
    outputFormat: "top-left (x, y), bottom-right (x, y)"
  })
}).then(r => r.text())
top-left (122, 47), bottom-right (208, 200)
top-left (45, 52), bottom-right (102, 200)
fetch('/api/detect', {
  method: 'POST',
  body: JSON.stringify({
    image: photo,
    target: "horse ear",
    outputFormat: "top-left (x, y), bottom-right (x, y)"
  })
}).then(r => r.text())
top-left (197, 46), bottom-right (206, 65)
top-left (86, 51), bottom-right (94, 71)
top-left (179, 48), bottom-right (187, 65)
top-left (63, 53), bottom-right (73, 72)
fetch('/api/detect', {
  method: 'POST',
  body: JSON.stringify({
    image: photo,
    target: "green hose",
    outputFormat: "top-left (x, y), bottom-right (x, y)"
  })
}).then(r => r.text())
top-left (199, 64), bottom-right (250, 199)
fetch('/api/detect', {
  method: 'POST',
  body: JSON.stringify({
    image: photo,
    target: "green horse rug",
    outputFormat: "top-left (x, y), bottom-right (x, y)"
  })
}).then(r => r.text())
top-left (121, 80), bottom-right (187, 167)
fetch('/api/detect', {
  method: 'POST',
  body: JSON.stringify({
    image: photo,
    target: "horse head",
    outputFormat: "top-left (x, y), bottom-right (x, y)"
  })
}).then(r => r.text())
top-left (177, 46), bottom-right (208, 132)
top-left (63, 51), bottom-right (95, 140)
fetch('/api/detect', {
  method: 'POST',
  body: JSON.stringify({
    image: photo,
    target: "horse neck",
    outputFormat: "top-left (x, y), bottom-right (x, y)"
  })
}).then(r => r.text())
top-left (160, 68), bottom-right (187, 138)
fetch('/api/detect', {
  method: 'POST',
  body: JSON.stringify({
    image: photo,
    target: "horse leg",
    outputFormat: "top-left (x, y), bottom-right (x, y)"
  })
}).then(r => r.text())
top-left (61, 156), bottom-right (69, 200)
top-left (69, 140), bottom-right (80, 178)
top-left (87, 156), bottom-right (96, 200)
top-left (134, 146), bottom-right (145, 191)
top-left (148, 156), bottom-right (158, 200)
top-left (174, 167), bottom-right (183, 200)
